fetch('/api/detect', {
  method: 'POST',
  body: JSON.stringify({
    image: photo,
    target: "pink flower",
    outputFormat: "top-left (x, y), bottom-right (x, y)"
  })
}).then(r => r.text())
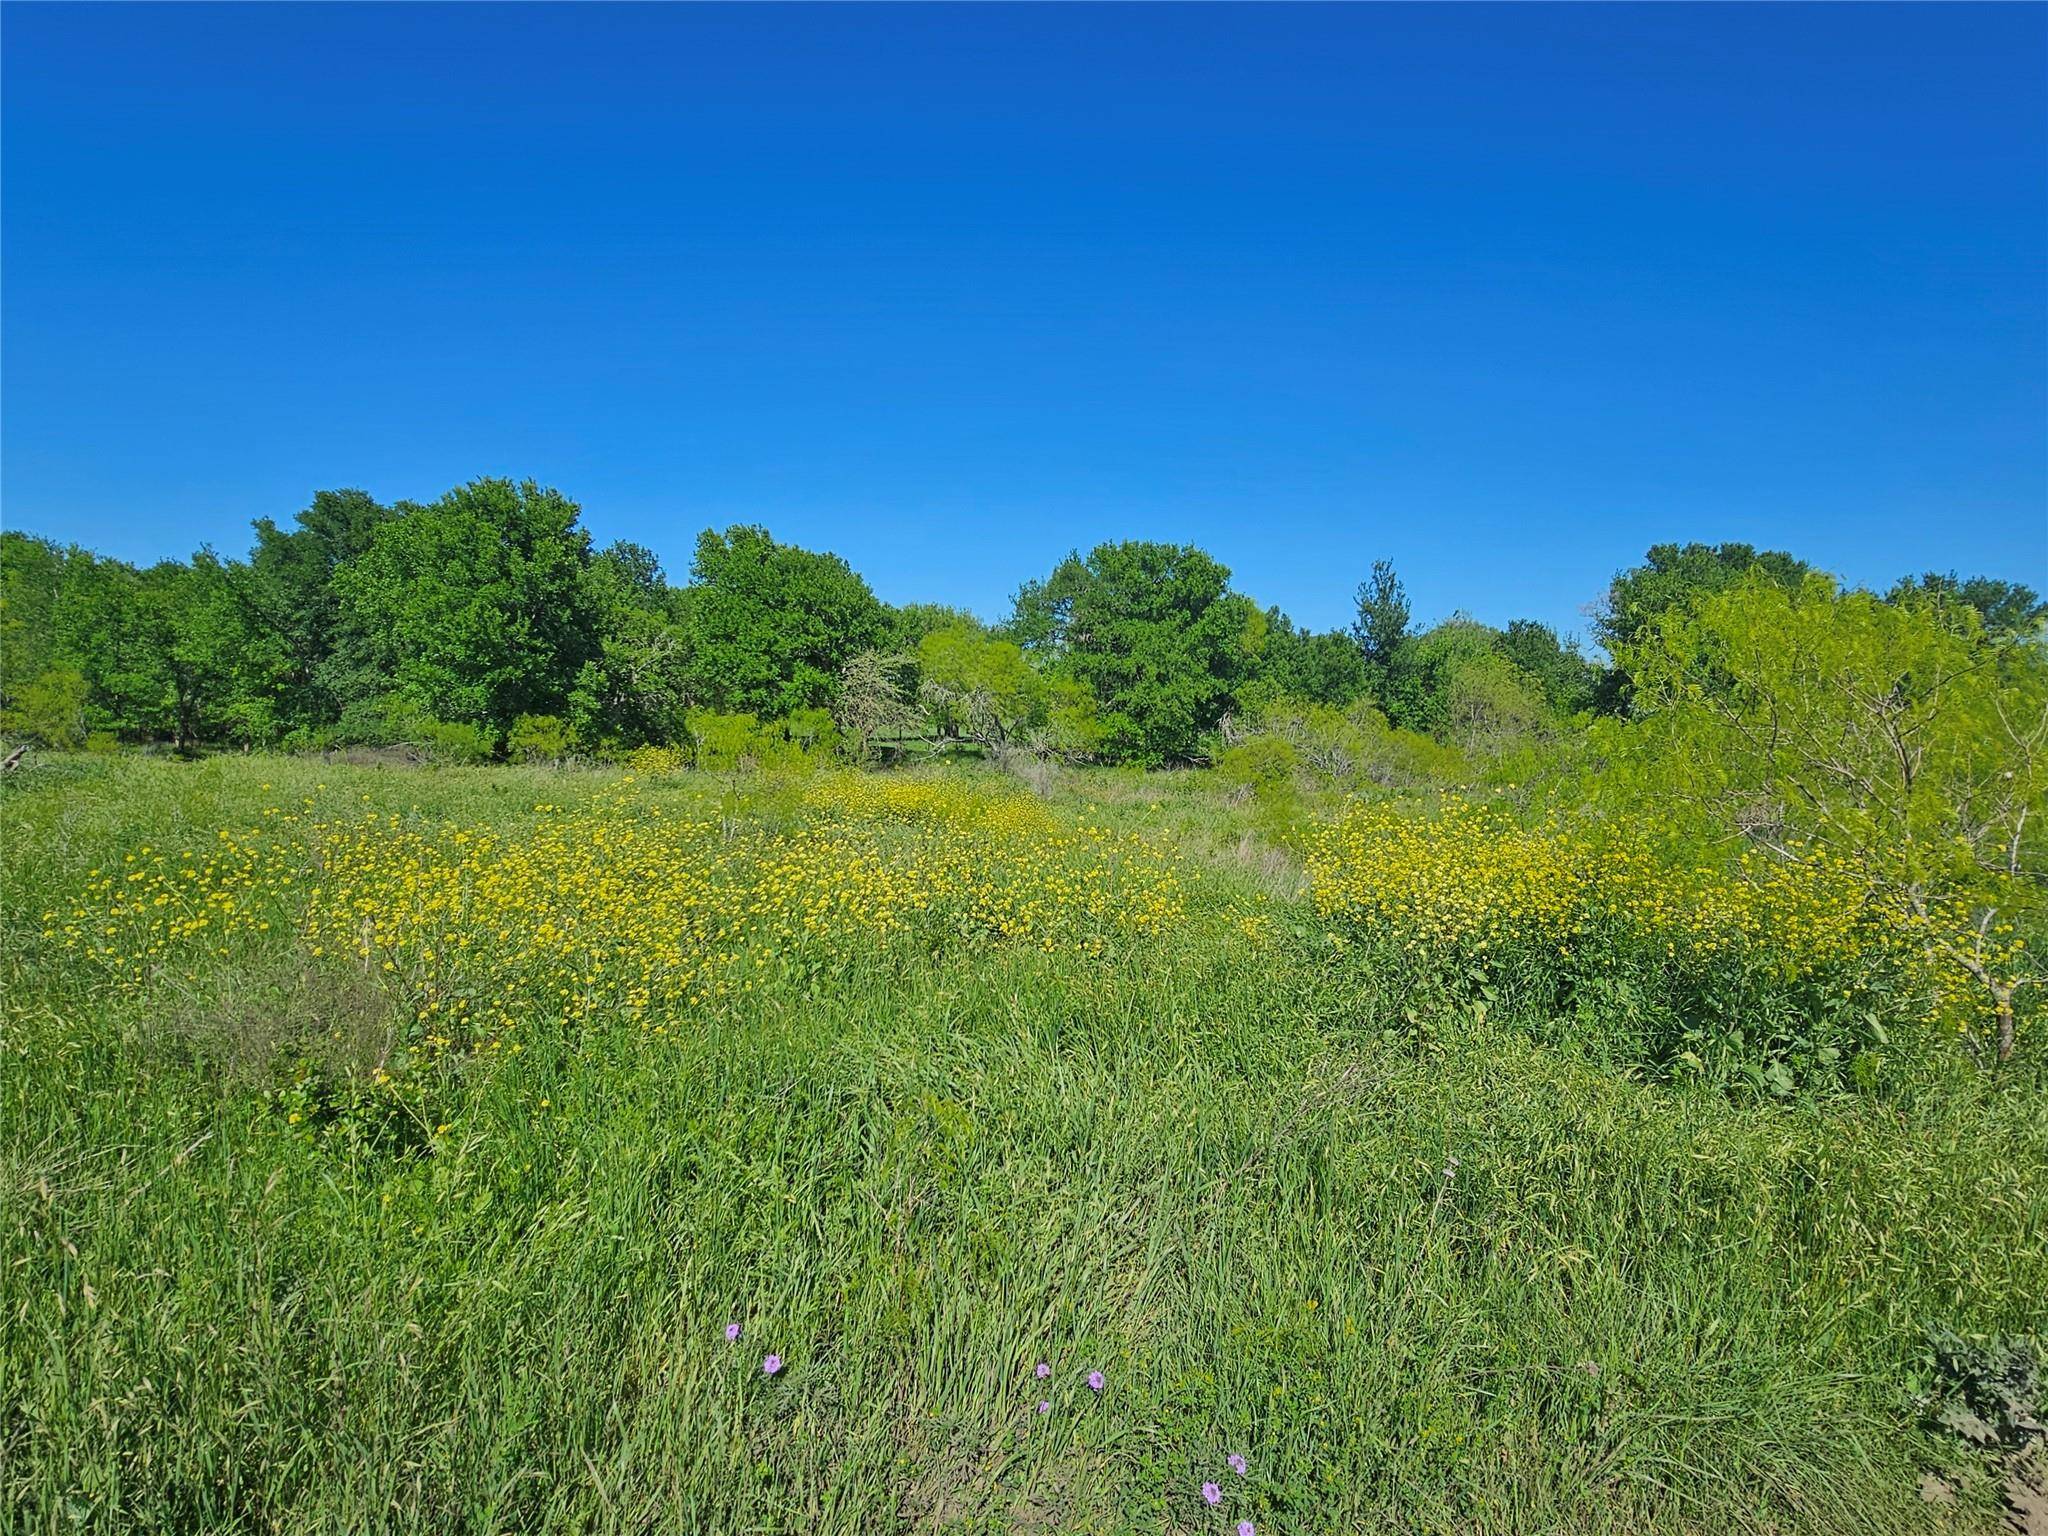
top-left (761, 1354), bottom-right (782, 1376)
top-left (1034, 1361), bottom-right (1051, 1379)
top-left (1086, 1370), bottom-right (1104, 1392)
top-left (1228, 1453), bottom-right (1247, 1476)
top-left (724, 1322), bottom-right (742, 1343)
top-left (1202, 1482), bottom-right (1223, 1506)
top-left (1036, 1399), bottom-right (1052, 1415)
top-left (1237, 1523), bottom-right (1256, 1536)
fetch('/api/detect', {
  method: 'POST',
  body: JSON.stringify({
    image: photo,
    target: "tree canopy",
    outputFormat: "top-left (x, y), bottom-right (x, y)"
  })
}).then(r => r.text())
top-left (4, 490), bottom-right (2037, 786)
top-left (1012, 541), bottom-right (1259, 765)
top-left (327, 479), bottom-right (600, 730)
top-left (677, 525), bottom-right (887, 717)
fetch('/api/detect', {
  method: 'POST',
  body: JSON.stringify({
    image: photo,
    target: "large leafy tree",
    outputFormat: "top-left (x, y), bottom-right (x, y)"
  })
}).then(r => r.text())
top-left (1380, 618), bottom-right (1500, 735)
top-left (0, 534), bottom-right (187, 742)
top-left (677, 526), bottom-right (887, 716)
top-left (327, 479), bottom-right (600, 730)
top-left (886, 602), bottom-right (985, 652)
top-left (248, 488), bottom-right (395, 728)
top-left (1012, 541), bottom-right (1257, 764)
top-left (566, 541), bottom-right (693, 748)
top-left (1594, 542), bottom-right (1811, 711)
top-left (1495, 619), bottom-right (1599, 717)
top-left (1595, 542), bottom-right (1813, 656)
top-left (160, 551), bottom-right (300, 747)
top-left (913, 622), bottom-right (1100, 756)
top-left (1, 534), bottom-right (73, 730)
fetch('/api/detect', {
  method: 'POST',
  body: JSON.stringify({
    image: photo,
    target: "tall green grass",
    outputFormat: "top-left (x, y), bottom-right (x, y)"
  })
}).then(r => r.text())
top-left (2, 755), bottom-right (2042, 1534)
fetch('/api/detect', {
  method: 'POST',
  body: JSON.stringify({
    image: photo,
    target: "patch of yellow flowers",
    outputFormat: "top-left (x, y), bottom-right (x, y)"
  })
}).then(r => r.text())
top-left (1305, 797), bottom-right (1902, 983)
top-left (46, 776), bottom-right (1185, 1056)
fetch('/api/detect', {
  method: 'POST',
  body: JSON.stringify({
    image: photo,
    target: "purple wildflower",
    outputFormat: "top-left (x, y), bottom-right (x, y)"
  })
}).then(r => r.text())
top-left (1202, 1482), bottom-right (1223, 1506)
top-left (1228, 1453), bottom-right (1248, 1476)
top-left (1035, 1361), bottom-right (1052, 1379)
top-left (724, 1321), bottom-right (742, 1343)
top-left (1086, 1370), bottom-right (1104, 1392)
top-left (1237, 1523), bottom-right (1256, 1536)
top-left (1036, 1399), bottom-right (1052, 1415)
top-left (762, 1354), bottom-right (783, 1376)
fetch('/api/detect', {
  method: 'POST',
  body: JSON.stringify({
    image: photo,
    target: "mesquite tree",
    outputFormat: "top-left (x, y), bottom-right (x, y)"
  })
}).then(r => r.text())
top-left (1623, 573), bottom-right (2046, 1062)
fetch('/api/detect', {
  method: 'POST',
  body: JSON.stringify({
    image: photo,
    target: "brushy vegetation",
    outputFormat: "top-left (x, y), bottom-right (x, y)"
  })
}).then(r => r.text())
top-left (3, 751), bottom-right (2044, 1534)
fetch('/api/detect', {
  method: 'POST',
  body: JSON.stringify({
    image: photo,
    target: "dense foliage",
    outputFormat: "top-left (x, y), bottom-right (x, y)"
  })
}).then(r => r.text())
top-left (11, 478), bottom-right (2034, 776)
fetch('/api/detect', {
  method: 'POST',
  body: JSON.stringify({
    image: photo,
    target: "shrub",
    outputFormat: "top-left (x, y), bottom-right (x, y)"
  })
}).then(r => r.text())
top-left (278, 725), bottom-right (339, 756)
top-left (776, 706), bottom-right (839, 763)
top-left (1216, 736), bottom-right (1299, 800)
top-left (1620, 573), bottom-right (2048, 1062)
top-left (2, 665), bottom-right (89, 748)
top-left (507, 713), bottom-right (570, 764)
top-left (623, 743), bottom-right (687, 776)
top-left (1231, 698), bottom-right (1469, 792)
top-left (328, 695), bottom-right (497, 763)
top-left (414, 718), bottom-right (497, 765)
top-left (686, 710), bottom-right (765, 775)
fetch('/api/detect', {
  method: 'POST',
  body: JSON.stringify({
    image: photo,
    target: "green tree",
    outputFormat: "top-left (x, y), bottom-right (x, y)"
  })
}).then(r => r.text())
top-left (1011, 542), bottom-right (1257, 765)
top-left (1381, 618), bottom-right (1499, 735)
top-left (249, 489), bottom-right (395, 728)
top-left (1, 664), bottom-right (89, 747)
top-left (507, 713), bottom-right (571, 763)
top-left (1594, 542), bottom-right (1811, 711)
top-left (1623, 572), bottom-right (2047, 1062)
top-left (160, 551), bottom-right (305, 747)
top-left (1351, 560), bottom-right (1411, 669)
top-left (1440, 649), bottom-right (1549, 757)
top-left (917, 624), bottom-right (1043, 746)
top-left (833, 651), bottom-right (920, 764)
top-left (327, 479), bottom-right (600, 733)
top-left (0, 534), bottom-right (64, 716)
top-left (685, 709), bottom-right (766, 777)
top-left (1886, 571), bottom-right (2046, 640)
top-left (886, 602), bottom-right (985, 652)
top-left (567, 541), bottom-right (692, 748)
top-left (1495, 619), bottom-right (1598, 717)
top-left (1247, 609), bottom-right (1371, 710)
top-left (678, 527), bottom-right (886, 717)
top-left (0, 535), bottom-right (180, 741)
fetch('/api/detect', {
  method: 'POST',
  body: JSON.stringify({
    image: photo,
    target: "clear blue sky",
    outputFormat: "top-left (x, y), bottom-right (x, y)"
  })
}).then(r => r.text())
top-left (4, 3), bottom-right (2043, 642)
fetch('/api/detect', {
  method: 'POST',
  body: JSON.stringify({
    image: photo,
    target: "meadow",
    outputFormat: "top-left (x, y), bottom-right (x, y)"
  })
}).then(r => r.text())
top-left (3, 752), bottom-right (2044, 1535)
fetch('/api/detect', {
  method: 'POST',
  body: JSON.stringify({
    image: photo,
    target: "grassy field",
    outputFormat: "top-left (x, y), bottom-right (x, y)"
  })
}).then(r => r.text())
top-left (3, 754), bottom-right (2044, 1534)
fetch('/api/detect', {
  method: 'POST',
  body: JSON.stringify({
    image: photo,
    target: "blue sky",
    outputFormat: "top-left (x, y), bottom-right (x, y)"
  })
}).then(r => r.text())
top-left (4, 3), bottom-right (2043, 642)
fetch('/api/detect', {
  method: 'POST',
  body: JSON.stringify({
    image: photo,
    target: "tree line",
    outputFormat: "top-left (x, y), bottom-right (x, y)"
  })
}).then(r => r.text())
top-left (1, 475), bottom-right (2040, 767)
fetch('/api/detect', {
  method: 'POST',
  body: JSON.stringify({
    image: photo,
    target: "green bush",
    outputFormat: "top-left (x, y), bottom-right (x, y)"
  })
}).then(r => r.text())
top-left (413, 718), bottom-right (497, 765)
top-left (1232, 697), bottom-right (1470, 792)
top-left (507, 713), bottom-right (571, 764)
top-left (1217, 735), bottom-right (1299, 798)
top-left (685, 709), bottom-right (765, 774)
top-left (2, 664), bottom-right (89, 748)
top-left (326, 695), bottom-right (498, 763)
